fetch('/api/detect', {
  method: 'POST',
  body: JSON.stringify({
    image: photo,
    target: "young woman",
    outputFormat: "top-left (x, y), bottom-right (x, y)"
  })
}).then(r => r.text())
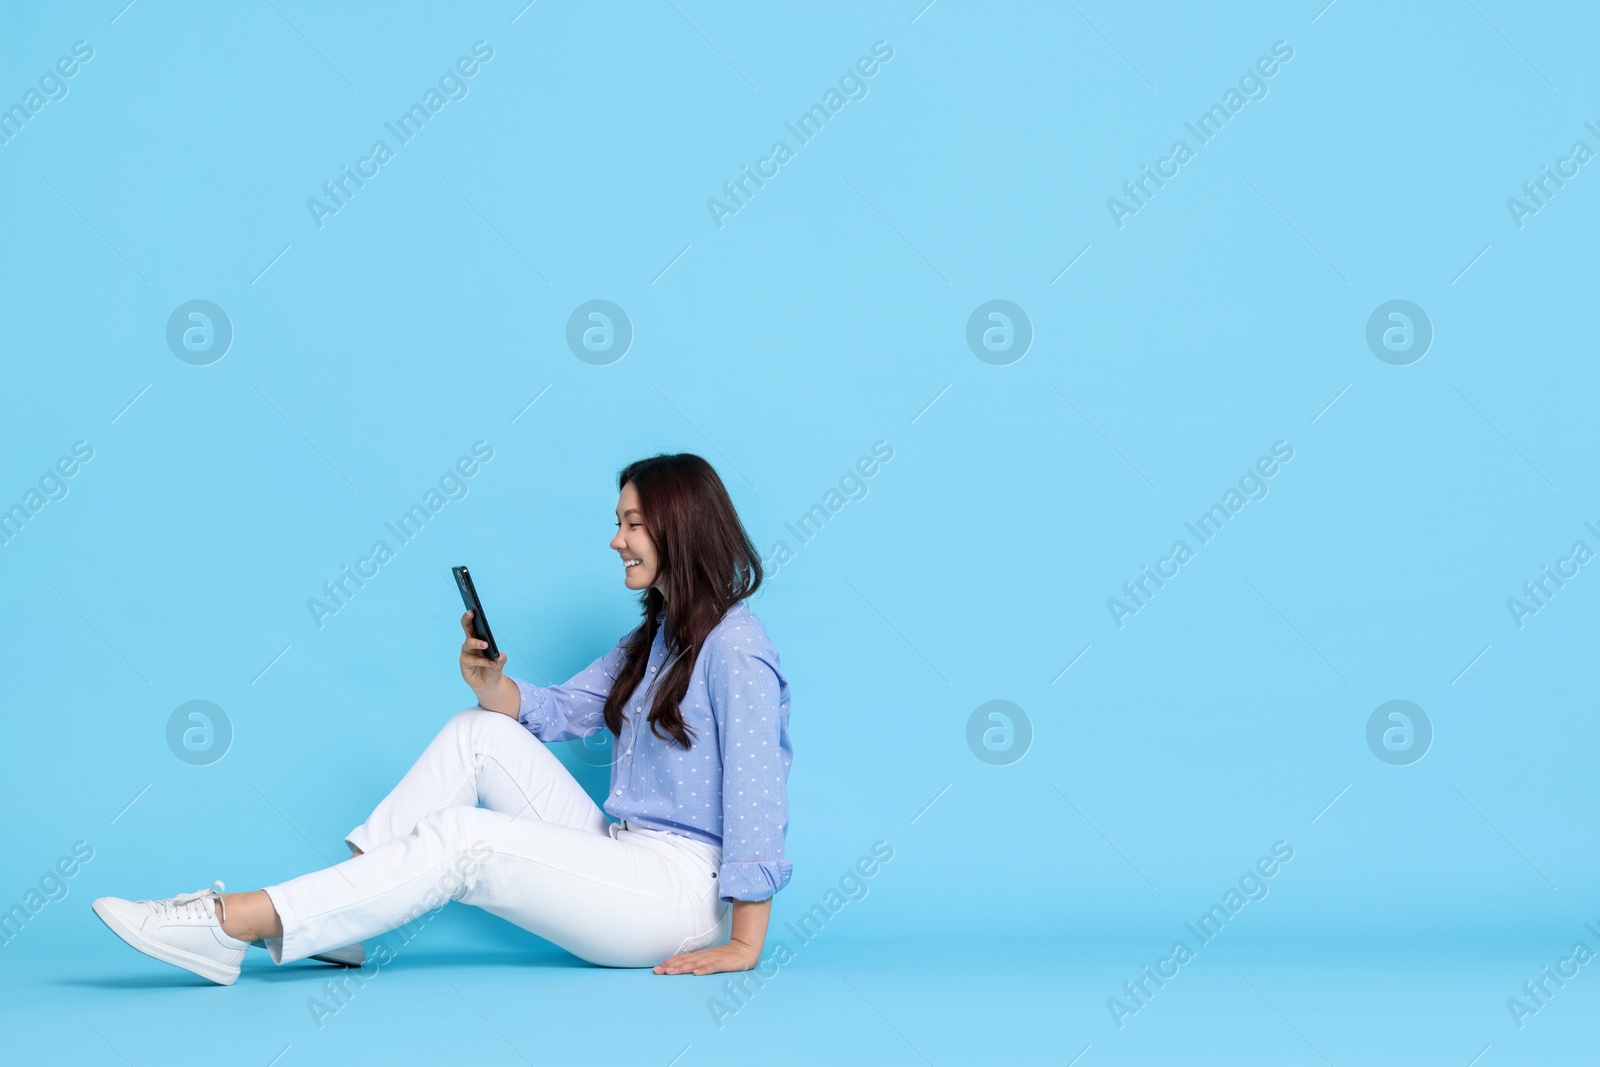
top-left (92, 453), bottom-right (792, 982)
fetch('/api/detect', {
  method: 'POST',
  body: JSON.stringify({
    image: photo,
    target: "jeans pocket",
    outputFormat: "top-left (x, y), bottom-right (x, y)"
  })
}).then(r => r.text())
top-left (675, 897), bottom-right (729, 954)
top-left (673, 863), bottom-right (728, 953)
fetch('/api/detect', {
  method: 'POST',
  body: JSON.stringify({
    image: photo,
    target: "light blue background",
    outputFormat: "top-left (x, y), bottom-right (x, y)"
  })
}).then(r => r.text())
top-left (3, 1), bottom-right (1598, 1064)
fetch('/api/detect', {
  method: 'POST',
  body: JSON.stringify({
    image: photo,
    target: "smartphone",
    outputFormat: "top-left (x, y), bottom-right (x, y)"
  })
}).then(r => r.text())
top-left (452, 565), bottom-right (501, 662)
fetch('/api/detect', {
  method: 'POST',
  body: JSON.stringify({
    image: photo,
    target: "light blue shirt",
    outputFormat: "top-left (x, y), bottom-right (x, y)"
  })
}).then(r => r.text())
top-left (509, 600), bottom-right (793, 902)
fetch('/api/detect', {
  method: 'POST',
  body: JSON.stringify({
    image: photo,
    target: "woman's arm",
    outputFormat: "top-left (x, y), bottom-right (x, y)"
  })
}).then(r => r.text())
top-left (655, 622), bottom-right (792, 976)
top-left (474, 675), bottom-right (519, 717)
top-left (708, 632), bottom-right (793, 903)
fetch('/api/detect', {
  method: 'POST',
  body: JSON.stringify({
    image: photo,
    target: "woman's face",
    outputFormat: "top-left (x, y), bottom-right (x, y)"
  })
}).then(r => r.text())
top-left (611, 481), bottom-right (662, 592)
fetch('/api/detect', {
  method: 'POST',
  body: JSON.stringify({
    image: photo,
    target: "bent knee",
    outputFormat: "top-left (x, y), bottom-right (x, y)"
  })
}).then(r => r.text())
top-left (446, 706), bottom-right (496, 729)
top-left (445, 706), bottom-right (525, 743)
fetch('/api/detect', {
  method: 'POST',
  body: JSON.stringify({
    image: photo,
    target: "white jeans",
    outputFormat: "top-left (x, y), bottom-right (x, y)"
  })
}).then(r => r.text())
top-left (261, 708), bottom-right (731, 968)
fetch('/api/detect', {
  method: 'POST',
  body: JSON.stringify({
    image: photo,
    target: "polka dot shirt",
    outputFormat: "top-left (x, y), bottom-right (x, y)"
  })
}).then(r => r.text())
top-left (511, 601), bottom-right (793, 902)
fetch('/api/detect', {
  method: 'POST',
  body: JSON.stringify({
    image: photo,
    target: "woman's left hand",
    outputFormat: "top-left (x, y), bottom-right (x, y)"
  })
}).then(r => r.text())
top-left (653, 939), bottom-right (761, 975)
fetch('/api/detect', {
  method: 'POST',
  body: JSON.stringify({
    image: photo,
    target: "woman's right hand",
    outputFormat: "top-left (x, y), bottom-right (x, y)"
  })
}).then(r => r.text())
top-left (459, 610), bottom-right (508, 699)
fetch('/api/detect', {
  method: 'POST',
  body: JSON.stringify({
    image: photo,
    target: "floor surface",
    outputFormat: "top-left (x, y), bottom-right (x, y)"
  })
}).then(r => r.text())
top-left (4, 913), bottom-right (1589, 1066)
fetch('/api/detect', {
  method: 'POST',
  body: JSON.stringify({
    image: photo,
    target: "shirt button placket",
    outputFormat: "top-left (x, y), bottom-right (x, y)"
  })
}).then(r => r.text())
top-left (630, 643), bottom-right (662, 801)
top-left (630, 700), bottom-right (645, 794)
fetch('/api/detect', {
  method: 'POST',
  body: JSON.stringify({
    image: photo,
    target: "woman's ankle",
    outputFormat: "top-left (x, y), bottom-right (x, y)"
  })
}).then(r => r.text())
top-left (215, 891), bottom-right (281, 941)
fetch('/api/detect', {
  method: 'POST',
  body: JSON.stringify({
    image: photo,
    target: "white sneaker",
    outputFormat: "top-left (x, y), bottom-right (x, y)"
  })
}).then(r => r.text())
top-left (92, 880), bottom-right (249, 985)
top-left (249, 938), bottom-right (366, 967)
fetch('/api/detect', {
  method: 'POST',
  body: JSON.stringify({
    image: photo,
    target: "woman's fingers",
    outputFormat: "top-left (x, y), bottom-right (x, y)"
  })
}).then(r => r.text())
top-left (458, 613), bottom-right (489, 653)
top-left (654, 950), bottom-right (716, 974)
top-left (657, 945), bottom-right (756, 975)
top-left (457, 614), bottom-right (502, 682)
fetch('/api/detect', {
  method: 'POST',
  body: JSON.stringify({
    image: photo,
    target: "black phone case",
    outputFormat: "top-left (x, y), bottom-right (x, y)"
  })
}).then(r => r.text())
top-left (452, 566), bottom-right (500, 661)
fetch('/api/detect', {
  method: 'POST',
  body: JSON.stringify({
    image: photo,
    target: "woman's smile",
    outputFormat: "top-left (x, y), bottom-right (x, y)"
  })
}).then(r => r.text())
top-left (611, 480), bottom-right (661, 590)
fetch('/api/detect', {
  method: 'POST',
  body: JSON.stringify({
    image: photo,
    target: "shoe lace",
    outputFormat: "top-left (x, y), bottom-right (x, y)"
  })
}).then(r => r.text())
top-left (144, 880), bottom-right (228, 922)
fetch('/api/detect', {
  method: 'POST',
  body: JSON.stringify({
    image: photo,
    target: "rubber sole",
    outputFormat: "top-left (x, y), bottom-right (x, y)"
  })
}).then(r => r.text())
top-left (92, 899), bottom-right (241, 986)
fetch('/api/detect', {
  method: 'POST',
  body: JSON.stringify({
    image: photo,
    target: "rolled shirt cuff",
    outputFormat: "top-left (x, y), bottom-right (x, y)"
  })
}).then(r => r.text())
top-left (717, 859), bottom-right (793, 902)
top-left (511, 678), bottom-right (548, 735)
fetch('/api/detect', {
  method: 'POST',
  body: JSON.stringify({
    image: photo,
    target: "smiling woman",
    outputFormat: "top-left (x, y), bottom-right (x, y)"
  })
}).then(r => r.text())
top-left (613, 481), bottom-right (661, 591)
top-left (601, 454), bottom-right (767, 753)
top-left (93, 452), bottom-right (793, 983)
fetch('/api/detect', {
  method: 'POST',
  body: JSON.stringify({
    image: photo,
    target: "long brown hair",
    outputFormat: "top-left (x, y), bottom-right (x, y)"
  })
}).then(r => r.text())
top-left (601, 453), bottom-right (762, 748)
